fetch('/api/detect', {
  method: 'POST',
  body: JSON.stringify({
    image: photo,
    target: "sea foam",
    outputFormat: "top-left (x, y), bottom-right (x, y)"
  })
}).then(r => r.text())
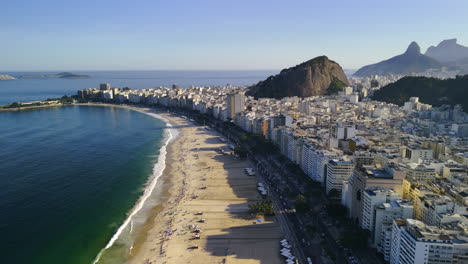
top-left (93, 109), bottom-right (178, 264)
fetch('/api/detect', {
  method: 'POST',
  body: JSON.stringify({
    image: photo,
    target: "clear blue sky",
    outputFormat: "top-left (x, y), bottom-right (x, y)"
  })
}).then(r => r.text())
top-left (1, 0), bottom-right (467, 71)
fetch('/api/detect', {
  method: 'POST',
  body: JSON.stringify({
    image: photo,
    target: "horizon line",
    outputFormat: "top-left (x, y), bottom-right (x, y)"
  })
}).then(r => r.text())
top-left (1, 68), bottom-right (358, 73)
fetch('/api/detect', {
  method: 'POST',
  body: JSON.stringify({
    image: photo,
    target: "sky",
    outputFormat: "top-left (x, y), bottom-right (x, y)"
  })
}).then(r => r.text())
top-left (1, 0), bottom-right (468, 71)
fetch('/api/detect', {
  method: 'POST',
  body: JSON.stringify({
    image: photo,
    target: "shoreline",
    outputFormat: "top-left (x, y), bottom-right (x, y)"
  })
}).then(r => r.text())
top-left (82, 103), bottom-right (283, 264)
top-left (122, 106), bottom-right (282, 264)
top-left (4, 102), bottom-right (284, 264)
top-left (0, 103), bottom-right (65, 112)
top-left (71, 103), bottom-right (180, 264)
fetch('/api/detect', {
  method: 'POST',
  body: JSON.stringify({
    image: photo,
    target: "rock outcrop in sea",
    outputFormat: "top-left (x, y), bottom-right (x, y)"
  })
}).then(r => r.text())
top-left (0, 74), bottom-right (16, 80)
top-left (247, 56), bottom-right (349, 98)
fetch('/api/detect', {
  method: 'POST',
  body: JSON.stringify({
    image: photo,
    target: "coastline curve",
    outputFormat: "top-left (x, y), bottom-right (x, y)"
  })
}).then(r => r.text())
top-left (91, 105), bottom-right (178, 264)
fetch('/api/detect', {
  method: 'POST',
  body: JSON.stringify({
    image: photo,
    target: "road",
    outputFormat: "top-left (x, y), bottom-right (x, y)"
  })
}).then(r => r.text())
top-left (256, 161), bottom-right (309, 264)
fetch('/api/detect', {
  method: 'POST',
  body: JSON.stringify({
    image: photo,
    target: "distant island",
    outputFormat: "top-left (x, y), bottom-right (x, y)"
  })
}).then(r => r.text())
top-left (0, 74), bottom-right (16, 80)
top-left (19, 72), bottom-right (90, 79)
top-left (372, 74), bottom-right (468, 110)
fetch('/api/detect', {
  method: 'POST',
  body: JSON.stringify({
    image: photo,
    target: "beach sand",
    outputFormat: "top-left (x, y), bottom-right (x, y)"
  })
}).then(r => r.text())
top-left (124, 108), bottom-right (283, 264)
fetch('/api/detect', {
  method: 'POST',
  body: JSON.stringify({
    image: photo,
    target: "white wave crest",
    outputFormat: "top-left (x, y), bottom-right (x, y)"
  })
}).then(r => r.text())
top-left (93, 109), bottom-right (177, 264)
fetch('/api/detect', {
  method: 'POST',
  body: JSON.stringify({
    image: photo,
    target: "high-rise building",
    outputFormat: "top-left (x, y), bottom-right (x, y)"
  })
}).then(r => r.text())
top-left (329, 124), bottom-right (355, 149)
top-left (326, 159), bottom-right (354, 196)
top-left (375, 200), bottom-right (413, 260)
top-left (353, 151), bottom-right (374, 169)
top-left (451, 104), bottom-right (463, 122)
top-left (390, 219), bottom-right (468, 264)
top-left (99, 83), bottom-right (111, 90)
top-left (314, 150), bottom-right (340, 185)
top-left (347, 163), bottom-right (406, 224)
top-left (402, 145), bottom-right (434, 163)
top-left (226, 92), bottom-right (245, 120)
top-left (404, 163), bottom-right (436, 182)
top-left (361, 187), bottom-right (401, 232)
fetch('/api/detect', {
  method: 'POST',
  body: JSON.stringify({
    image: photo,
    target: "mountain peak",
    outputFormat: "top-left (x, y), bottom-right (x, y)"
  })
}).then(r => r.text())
top-left (439, 38), bottom-right (458, 46)
top-left (353, 41), bottom-right (441, 77)
top-left (404, 41), bottom-right (421, 55)
top-left (425, 38), bottom-right (468, 63)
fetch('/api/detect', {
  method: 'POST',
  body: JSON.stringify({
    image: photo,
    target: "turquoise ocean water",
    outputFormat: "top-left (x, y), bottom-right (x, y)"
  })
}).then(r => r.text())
top-left (0, 106), bottom-right (166, 264)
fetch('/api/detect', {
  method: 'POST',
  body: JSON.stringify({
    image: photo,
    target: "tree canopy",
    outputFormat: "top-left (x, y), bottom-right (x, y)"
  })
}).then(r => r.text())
top-left (249, 201), bottom-right (275, 216)
top-left (373, 75), bottom-right (468, 110)
top-left (326, 76), bottom-right (346, 95)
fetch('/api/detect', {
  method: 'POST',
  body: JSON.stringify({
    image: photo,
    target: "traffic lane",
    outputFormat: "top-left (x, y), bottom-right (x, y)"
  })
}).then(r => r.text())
top-left (257, 159), bottom-right (321, 263)
top-left (258, 174), bottom-right (308, 264)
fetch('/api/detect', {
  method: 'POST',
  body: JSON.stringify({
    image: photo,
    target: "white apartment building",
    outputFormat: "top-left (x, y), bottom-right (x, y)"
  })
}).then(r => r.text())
top-left (329, 124), bottom-right (356, 149)
top-left (361, 187), bottom-right (401, 233)
top-left (226, 92), bottom-right (245, 119)
top-left (402, 145), bottom-right (434, 163)
top-left (375, 200), bottom-right (413, 252)
top-left (326, 159), bottom-right (354, 196)
top-left (405, 163), bottom-right (436, 182)
top-left (390, 219), bottom-right (468, 264)
top-left (102, 90), bottom-right (113, 100)
top-left (301, 142), bottom-right (315, 177)
top-left (314, 150), bottom-right (340, 185)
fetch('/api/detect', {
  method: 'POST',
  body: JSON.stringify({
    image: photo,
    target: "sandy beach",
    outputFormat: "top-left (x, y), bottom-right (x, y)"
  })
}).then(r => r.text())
top-left (111, 106), bottom-right (283, 264)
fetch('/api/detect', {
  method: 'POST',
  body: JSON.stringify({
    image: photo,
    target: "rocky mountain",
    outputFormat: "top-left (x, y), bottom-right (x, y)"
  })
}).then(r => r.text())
top-left (247, 56), bottom-right (349, 99)
top-left (425, 39), bottom-right (468, 63)
top-left (353, 42), bottom-right (442, 77)
top-left (0, 74), bottom-right (16, 80)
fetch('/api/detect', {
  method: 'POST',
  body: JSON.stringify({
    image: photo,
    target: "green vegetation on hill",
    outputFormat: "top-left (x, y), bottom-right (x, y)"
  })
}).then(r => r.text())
top-left (326, 76), bottom-right (346, 95)
top-left (372, 75), bottom-right (468, 110)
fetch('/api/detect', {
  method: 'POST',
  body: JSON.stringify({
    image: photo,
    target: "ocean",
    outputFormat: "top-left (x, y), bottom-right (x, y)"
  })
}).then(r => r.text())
top-left (0, 106), bottom-right (168, 264)
top-left (0, 71), bottom-right (273, 264)
top-left (0, 70), bottom-right (275, 105)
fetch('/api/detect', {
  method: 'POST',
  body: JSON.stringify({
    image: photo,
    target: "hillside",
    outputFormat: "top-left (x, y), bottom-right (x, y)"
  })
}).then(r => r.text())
top-left (372, 75), bottom-right (468, 110)
top-left (247, 56), bottom-right (349, 98)
top-left (354, 42), bottom-right (442, 77)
